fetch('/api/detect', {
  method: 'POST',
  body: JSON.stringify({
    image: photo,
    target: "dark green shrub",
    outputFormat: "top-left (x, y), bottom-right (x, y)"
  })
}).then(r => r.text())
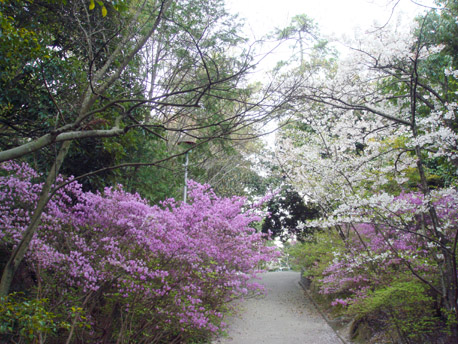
top-left (348, 280), bottom-right (443, 343)
top-left (0, 292), bottom-right (70, 343)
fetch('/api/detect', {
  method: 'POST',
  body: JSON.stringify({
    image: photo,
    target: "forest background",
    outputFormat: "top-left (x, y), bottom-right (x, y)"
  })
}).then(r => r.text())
top-left (0, 0), bottom-right (457, 343)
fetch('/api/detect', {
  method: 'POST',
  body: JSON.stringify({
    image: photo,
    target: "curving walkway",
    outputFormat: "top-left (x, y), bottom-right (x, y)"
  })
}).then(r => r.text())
top-left (213, 271), bottom-right (344, 344)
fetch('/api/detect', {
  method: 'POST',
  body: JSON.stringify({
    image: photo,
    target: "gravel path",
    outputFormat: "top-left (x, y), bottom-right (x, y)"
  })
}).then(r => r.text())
top-left (213, 271), bottom-right (344, 344)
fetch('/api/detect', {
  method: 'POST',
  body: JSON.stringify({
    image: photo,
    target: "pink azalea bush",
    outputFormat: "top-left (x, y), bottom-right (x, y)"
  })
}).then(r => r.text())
top-left (0, 161), bottom-right (277, 343)
top-left (319, 191), bottom-right (458, 306)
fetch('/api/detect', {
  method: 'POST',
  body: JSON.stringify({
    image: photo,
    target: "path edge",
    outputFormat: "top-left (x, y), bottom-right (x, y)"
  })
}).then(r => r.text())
top-left (298, 278), bottom-right (349, 344)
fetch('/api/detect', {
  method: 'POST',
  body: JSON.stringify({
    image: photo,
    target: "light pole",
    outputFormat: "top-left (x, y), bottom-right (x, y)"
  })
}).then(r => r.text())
top-left (178, 139), bottom-right (196, 204)
top-left (183, 149), bottom-right (190, 203)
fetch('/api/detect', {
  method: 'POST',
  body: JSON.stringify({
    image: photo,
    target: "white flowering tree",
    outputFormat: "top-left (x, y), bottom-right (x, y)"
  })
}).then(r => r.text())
top-left (274, 1), bottom-right (458, 339)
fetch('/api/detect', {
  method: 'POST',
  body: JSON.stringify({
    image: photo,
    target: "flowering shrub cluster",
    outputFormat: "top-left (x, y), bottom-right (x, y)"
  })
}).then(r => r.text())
top-left (0, 161), bottom-right (277, 343)
top-left (287, 190), bottom-right (458, 342)
top-left (320, 190), bottom-right (458, 302)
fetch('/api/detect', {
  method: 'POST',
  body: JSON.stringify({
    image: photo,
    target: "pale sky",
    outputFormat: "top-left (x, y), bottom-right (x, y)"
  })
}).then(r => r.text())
top-left (226, 0), bottom-right (435, 40)
top-left (225, 0), bottom-right (437, 73)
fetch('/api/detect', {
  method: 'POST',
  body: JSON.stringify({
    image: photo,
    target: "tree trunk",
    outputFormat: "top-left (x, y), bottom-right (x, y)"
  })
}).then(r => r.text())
top-left (0, 141), bottom-right (71, 296)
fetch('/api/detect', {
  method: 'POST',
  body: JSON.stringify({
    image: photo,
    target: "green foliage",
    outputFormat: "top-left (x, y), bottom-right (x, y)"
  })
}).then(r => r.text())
top-left (89, 0), bottom-right (108, 17)
top-left (0, 292), bottom-right (70, 342)
top-left (287, 231), bottom-right (343, 275)
top-left (424, 0), bottom-right (458, 68)
top-left (425, 156), bottom-right (458, 188)
top-left (348, 280), bottom-right (443, 343)
top-left (272, 13), bottom-right (335, 70)
top-left (275, 14), bottom-right (316, 40)
top-left (118, 135), bottom-right (184, 203)
top-left (0, 0), bottom-right (263, 206)
top-left (262, 186), bottom-right (320, 242)
top-left (192, 140), bottom-right (269, 199)
top-left (0, 0), bottom-right (46, 81)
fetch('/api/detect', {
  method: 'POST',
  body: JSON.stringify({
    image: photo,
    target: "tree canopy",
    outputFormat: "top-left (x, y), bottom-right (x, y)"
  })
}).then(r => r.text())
top-left (262, 186), bottom-right (320, 243)
top-left (2, 0), bottom-right (458, 342)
